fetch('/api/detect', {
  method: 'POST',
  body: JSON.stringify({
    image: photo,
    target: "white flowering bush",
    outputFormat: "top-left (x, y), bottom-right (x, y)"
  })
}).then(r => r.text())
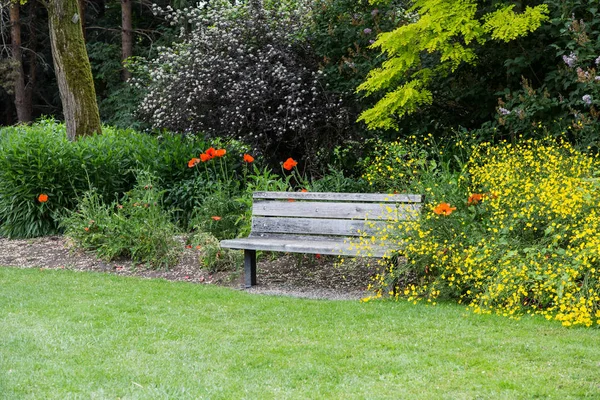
top-left (136, 0), bottom-right (350, 164)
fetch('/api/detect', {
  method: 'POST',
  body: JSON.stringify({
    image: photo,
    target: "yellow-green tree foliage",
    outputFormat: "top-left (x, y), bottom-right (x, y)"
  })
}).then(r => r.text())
top-left (358, 0), bottom-right (549, 130)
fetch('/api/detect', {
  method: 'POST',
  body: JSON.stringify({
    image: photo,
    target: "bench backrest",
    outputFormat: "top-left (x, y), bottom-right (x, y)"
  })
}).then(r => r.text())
top-left (250, 191), bottom-right (423, 238)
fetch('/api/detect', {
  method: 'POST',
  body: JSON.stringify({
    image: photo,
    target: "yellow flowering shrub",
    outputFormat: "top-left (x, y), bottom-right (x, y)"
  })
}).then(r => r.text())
top-left (367, 139), bottom-right (600, 327)
top-left (361, 139), bottom-right (430, 192)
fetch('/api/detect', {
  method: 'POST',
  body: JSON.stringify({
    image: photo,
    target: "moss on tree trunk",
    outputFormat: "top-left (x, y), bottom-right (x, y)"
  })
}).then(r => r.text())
top-left (46, 0), bottom-right (101, 140)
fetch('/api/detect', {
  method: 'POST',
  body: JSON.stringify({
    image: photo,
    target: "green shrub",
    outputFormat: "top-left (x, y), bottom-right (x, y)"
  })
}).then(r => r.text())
top-left (190, 190), bottom-right (248, 241)
top-left (360, 139), bottom-right (430, 193)
top-left (310, 166), bottom-right (368, 193)
top-left (0, 120), bottom-right (78, 237)
top-left (0, 120), bottom-right (207, 237)
top-left (475, 0), bottom-right (600, 151)
top-left (62, 172), bottom-right (181, 269)
top-left (309, 0), bottom-right (408, 141)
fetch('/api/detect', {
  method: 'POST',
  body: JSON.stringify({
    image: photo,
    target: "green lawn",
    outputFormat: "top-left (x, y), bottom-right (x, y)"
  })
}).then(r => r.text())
top-left (0, 267), bottom-right (598, 399)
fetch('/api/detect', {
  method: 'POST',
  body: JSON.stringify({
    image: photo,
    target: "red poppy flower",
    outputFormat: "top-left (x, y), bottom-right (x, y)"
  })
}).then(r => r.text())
top-left (200, 153), bottom-right (212, 162)
top-left (211, 216), bottom-right (221, 221)
top-left (243, 154), bottom-right (254, 163)
top-left (206, 147), bottom-right (216, 157)
top-left (433, 202), bottom-right (456, 216)
top-left (283, 158), bottom-right (298, 171)
top-left (188, 158), bottom-right (201, 168)
top-left (214, 149), bottom-right (226, 157)
top-left (467, 193), bottom-right (483, 206)
top-left (38, 194), bottom-right (48, 203)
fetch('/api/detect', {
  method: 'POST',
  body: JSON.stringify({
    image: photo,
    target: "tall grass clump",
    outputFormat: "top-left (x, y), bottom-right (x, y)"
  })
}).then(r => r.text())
top-left (366, 138), bottom-right (600, 327)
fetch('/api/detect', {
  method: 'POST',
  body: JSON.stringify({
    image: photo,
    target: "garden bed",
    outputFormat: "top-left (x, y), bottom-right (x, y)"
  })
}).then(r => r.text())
top-left (0, 236), bottom-right (377, 300)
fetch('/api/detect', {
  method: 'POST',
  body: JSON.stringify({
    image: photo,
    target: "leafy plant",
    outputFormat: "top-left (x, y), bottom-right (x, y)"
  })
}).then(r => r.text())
top-left (360, 139), bottom-right (430, 193)
top-left (0, 120), bottom-right (77, 238)
top-left (62, 172), bottom-right (181, 269)
top-left (191, 191), bottom-right (248, 241)
top-left (0, 120), bottom-right (208, 237)
top-left (189, 231), bottom-right (242, 273)
top-left (310, 166), bottom-right (368, 193)
top-left (308, 0), bottom-right (408, 140)
top-left (477, 1), bottom-right (600, 151)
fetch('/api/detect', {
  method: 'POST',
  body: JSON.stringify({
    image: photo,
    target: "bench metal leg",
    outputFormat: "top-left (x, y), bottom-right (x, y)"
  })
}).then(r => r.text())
top-left (244, 249), bottom-right (257, 288)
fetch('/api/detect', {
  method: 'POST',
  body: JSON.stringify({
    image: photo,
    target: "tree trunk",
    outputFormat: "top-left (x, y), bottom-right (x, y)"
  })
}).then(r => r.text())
top-left (10, 2), bottom-right (32, 123)
top-left (2, 97), bottom-right (15, 125)
top-left (24, 0), bottom-right (39, 122)
top-left (78, 0), bottom-right (86, 40)
top-left (46, 0), bottom-right (102, 140)
top-left (121, 0), bottom-right (133, 81)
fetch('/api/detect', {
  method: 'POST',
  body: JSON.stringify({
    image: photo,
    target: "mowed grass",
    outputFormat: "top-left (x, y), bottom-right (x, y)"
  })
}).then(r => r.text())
top-left (0, 267), bottom-right (599, 399)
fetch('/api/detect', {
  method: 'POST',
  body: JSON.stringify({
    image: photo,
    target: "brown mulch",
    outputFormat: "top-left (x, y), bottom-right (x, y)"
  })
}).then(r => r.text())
top-left (0, 236), bottom-right (382, 300)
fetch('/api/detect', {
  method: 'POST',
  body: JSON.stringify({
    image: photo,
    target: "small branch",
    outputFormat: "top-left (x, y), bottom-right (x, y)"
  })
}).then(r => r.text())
top-left (86, 26), bottom-right (156, 57)
top-left (86, 25), bottom-right (121, 33)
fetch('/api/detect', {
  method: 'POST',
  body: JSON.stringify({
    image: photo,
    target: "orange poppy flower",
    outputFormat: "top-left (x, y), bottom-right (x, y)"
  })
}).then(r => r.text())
top-left (283, 157), bottom-right (298, 171)
top-left (433, 202), bottom-right (456, 216)
top-left (301, 189), bottom-right (308, 192)
top-left (206, 147), bottom-right (216, 157)
top-left (200, 153), bottom-right (212, 162)
top-left (214, 149), bottom-right (226, 157)
top-left (38, 194), bottom-right (48, 203)
top-left (84, 227), bottom-right (89, 231)
top-left (188, 158), bottom-right (201, 168)
top-left (467, 193), bottom-right (483, 206)
top-left (243, 154), bottom-right (254, 163)
top-left (211, 216), bottom-right (221, 221)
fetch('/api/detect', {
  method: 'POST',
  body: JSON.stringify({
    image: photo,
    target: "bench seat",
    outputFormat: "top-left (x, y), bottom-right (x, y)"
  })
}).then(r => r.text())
top-left (221, 234), bottom-right (391, 257)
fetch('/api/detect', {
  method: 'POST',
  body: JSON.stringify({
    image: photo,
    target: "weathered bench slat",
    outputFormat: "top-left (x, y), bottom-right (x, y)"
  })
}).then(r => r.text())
top-left (220, 236), bottom-right (390, 257)
top-left (253, 201), bottom-right (420, 220)
top-left (251, 217), bottom-right (387, 237)
top-left (253, 191), bottom-right (423, 203)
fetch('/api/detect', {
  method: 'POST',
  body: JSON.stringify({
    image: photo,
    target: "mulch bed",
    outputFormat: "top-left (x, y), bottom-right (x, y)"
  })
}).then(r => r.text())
top-left (0, 236), bottom-right (382, 300)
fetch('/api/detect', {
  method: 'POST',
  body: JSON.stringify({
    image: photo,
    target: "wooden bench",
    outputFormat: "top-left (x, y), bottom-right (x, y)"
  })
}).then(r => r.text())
top-left (220, 191), bottom-right (423, 287)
